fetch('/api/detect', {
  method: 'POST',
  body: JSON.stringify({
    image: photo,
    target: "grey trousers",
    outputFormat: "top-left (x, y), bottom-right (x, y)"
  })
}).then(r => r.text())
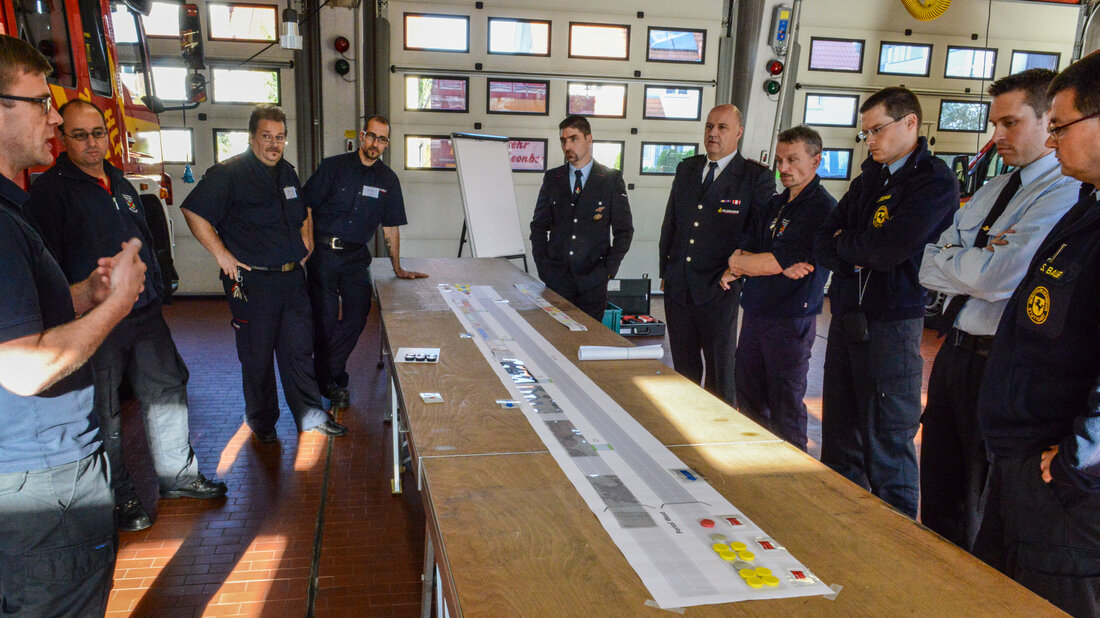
top-left (0, 450), bottom-right (115, 617)
top-left (93, 301), bottom-right (199, 503)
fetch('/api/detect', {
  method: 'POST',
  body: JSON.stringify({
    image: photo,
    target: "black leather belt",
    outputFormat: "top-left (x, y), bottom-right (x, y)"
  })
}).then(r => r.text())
top-left (316, 235), bottom-right (364, 251)
top-left (948, 327), bottom-right (994, 357)
top-left (249, 262), bottom-right (298, 272)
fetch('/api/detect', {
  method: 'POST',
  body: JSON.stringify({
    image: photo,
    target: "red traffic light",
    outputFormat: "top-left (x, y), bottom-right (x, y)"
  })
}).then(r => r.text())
top-left (334, 36), bottom-right (350, 53)
top-left (767, 60), bottom-right (784, 75)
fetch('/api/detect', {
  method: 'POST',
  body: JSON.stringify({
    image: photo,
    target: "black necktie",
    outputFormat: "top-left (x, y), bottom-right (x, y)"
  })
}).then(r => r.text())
top-left (881, 166), bottom-right (891, 187)
top-left (935, 169), bottom-right (1023, 336)
top-left (701, 161), bottom-right (718, 193)
top-left (573, 169), bottom-right (583, 202)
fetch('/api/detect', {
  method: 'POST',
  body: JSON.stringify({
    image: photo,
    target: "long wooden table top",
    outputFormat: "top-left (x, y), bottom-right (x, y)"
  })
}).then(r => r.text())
top-left (375, 258), bottom-right (1060, 615)
top-left (420, 445), bottom-right (1061, 616)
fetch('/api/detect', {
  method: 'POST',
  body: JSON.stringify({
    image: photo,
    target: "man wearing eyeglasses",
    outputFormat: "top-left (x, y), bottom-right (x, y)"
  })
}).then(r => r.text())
top-left (972, 52), bottom-right (1100, 617)
top-left (0, 34), bottom-right (148, 615)
top-left (918, 69), bottom-right (1079, 552)
top-left (812, 87), bottom-right (958, 519)
top-left (302, 115), bottom-right (425, 409)
top-left (182, 103), bottom-right (347, 442)
top-left (26, 99), bottom-right (228, 533)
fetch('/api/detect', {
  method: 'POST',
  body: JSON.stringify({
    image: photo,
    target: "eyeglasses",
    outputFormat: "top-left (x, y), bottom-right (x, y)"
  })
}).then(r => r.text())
top-left (256, 133), bottom-right (287, 144)
top-left (1048, 111), bottom-right (1099, 141)
top-left (0, 93), bottom-right (53, 115)
top-left (62, 128), bottom-right (108, 141)
top-left (361, 131), bottom-right (389, 145)
top-left (858, 114), bottom-right (909, 141)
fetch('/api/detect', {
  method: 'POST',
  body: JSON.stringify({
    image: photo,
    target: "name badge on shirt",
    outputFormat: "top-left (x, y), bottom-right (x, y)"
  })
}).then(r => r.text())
top-left (362, 186), bottom-right (381, 198)
top-left (284, 186), bottom-right (297, 199)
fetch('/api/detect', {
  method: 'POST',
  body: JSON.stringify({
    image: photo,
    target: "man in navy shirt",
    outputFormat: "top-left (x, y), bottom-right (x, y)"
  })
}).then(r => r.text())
top-left (27, 99), bottom-right (227, 533)
top-left (721, 126), bottom-right (834, 451)
top-left (182, 104), bottom-right (346, 442)
top-left (659, 104), bottom-right (775, 406)
top-left (303, 115), bottom-right (425, 408)
top-left (530, 115), bottom-right (633, 320)
top-left (0, 34), bottom-right (147, 616)
top-left (813, 87), bottom-right (958, 518)
top-left (973, 52), bottom-right (1100, 616)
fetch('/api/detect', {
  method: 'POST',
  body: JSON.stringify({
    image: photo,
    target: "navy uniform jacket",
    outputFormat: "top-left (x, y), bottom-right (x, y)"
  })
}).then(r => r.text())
top-left (25, 153), bottom-right (162, 310)
top-left (813, 136), bottom-right (958, 321)
top-left (301, 152), bottom-right (408, 251)
top-left (659, 153), bottom-right (775, 306)
top-left (181, 151), bottom-right (308, 268)
top-left (530, 161), bottom-right (633, 292)
top-left (740, 175), bottom-right (835, 318)
top-left (978, 186), bottom-right (1100, 491)
top-left (0, 175), bottom-right (97, 474)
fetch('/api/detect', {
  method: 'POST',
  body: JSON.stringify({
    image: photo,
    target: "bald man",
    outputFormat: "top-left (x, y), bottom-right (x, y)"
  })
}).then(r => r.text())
top-left (658, 104), bottom-right (775, 407)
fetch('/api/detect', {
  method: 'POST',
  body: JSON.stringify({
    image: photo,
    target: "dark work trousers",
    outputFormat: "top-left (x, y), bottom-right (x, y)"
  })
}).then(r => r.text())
top-left (306, 245), bottom-right (373, 389)
top-left (664, 282), bottom-right (740, 407)
top-left (221, 268), bottom-right (329, 435)
top-left (974, 453), bottom-right (1100, 617)
top-left (820, 316), bottom-right (923, 518)
top-left (548, 276), bottom-right (608, 322)
top-left (734, 313), bottom-right (816, 451)
top-left (0, 450), bottom-right (115, 617)
top-left (919, 340), bottom-right (990, 550)
top-left (92, 301), bottom-right (199, 504)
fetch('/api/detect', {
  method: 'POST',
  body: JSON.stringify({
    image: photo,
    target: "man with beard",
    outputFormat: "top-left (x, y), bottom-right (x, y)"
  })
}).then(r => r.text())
top-left (182, 104), bottom-right (347, 442)
top-left (530, 114), bottom-right (633, 321)
top-left (302, 115), bottom-right (425, 408)
top-left (26, 99), bottom-right (228, 533)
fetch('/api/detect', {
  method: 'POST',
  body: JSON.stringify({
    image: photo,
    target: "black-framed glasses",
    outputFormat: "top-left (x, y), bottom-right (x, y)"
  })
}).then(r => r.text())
top-left (857, 113), bottom-right (911, 141)
top-left (361, 131), bottom-right (390, 145)
top-left (0, 93), bottom-right (53, 115)
top-left (1048, 111), bottom-right (1099, 141)
top-left (62, 128), bottom-right (108, 141)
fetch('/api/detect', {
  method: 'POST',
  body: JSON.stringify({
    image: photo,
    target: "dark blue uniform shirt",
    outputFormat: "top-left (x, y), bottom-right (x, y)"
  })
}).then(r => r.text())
top-left (813, 137), bottom-right (958, 321)
top-left (979, 186), bottom-right (1100, 491)
top-left (0, 175), bottom-right (98, 474)
top-left (302, 152), bottom-right (407, 247)
top-left (25, 153), bottom-right (162, 310)
top-left (740, 175), bottom-right (835, 318)
top-left (181, 151), bottom-right (308, 268)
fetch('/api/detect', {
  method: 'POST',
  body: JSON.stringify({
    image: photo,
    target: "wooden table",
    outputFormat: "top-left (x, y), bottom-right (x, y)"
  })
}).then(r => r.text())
top-left (373, 258), bottom-right (1061, 616)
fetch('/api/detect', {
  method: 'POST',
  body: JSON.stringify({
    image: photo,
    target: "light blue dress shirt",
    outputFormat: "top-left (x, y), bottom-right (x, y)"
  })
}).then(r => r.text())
top-left (569, 159), bottom-right (595, 190)
top-left (919, 151), bottom-right (1081, 336)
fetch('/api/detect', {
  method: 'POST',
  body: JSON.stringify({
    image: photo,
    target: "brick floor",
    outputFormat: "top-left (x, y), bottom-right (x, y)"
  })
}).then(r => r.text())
top-left (110, 297), bottom-right (424, 617)
top-left (108, 295), bottom-right (939, 616)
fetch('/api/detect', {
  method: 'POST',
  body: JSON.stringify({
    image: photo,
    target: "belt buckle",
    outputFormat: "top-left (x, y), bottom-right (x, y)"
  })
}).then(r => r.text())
top-left (281, 262), bottom-right (295, 272)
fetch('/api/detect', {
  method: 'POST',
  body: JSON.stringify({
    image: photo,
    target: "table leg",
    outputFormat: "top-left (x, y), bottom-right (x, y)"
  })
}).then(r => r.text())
top-left (391, 375), bottom-right (403, 494)
top-left (421, 520), bottom-right (435, 618)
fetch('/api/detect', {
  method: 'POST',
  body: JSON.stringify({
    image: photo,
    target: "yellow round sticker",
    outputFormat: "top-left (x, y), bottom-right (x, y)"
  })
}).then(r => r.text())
top-left (872, 205), bottom-right (891, 228)
top-left (1026, 286), bottom-right (1050, 325)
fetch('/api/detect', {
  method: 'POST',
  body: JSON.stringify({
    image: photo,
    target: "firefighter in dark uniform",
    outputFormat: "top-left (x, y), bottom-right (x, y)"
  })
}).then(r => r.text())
top-left (0, 34), bottom-right (147, 615)
top-left (658, 103), bottom-right (775, 407)
top-left (303, 115), bottom-right (426, 408)
top-left (182, 104), bottom-right (346, 442)
top-left (26, 99), bottom-right (226, 533)
top-left (721, 126), bottom-right (835, 451)
top-left (812, 87), bottom-right (958, 519)
top-left (973, 52), bottom-right (1100, 617)
top-left (531, 114), bottom-right (633, 320)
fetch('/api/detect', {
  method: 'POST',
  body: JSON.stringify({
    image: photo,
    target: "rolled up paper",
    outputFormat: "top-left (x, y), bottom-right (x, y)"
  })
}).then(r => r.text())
top-left (577, 344), bottom-right (664, 361)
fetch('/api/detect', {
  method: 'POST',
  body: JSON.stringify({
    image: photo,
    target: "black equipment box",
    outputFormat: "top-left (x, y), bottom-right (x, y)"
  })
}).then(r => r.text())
top-left (607, 278), bottom-right (665, 337)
